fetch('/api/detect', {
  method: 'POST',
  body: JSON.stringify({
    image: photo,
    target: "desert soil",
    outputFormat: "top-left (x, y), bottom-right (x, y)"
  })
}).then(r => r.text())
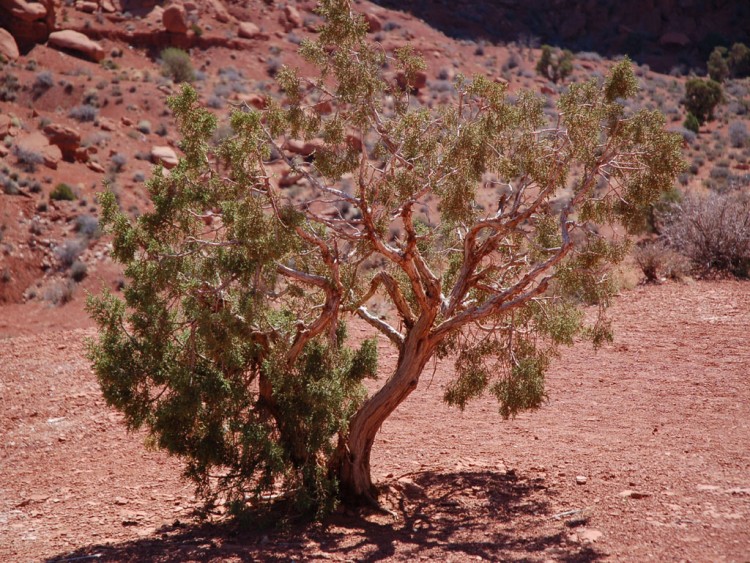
top-left (1, 279), bottom-right (749, 562)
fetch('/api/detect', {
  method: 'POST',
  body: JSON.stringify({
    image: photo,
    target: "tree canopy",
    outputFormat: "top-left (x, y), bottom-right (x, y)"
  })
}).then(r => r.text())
top-left (88, 0), bottom-right (683, 516)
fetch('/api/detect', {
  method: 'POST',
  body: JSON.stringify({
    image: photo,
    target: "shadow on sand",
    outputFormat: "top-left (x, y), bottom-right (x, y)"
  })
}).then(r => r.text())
top-left (47, 470), bottom-right (601, 562)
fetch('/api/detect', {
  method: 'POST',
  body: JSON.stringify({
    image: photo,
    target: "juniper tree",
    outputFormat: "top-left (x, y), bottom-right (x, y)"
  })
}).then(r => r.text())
top-left (88, 0), bottom-right (683, 513)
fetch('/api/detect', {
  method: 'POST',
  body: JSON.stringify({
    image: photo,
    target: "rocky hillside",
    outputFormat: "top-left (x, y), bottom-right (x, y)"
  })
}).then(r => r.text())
top-left (1, 0), bottom-right (749, 312)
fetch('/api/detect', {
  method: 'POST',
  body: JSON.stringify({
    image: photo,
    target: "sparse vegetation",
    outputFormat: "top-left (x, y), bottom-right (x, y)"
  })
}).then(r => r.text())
top-left (536, 45), bottom-right (573, 83)
top-left (160, 47), bottom-right (195, 83)
top-left (69, 104), bottom-right (99, 122)
top-left (50, 183), bottom-right (76, 201)
top-left (683, 78), bottom-right (722, 124)
top-left (663, 192), bottom-right (750, 278)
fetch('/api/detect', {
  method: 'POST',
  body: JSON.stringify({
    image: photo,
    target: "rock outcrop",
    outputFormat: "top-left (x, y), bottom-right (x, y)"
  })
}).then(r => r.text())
top-left (0, 28), bottom-right (20, 61)
top-left (163, 3), bottom-right (188, 34)
top-left (48, 30), bottom-right (105, 62)
top-left (151, 145), bottom-right (179, 169)
top-left (0, 0), bottom-right (55, 52)
top-left (43, 124), bottom-right (82, 162)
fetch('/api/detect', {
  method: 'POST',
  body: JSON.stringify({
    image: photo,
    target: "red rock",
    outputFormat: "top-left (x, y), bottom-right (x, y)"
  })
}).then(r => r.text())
top-left (16, 132), bottom-right (61, 170)
top-left (208, 0), bottom-right (230, 23)
top-left (87, 160), bottom-right (106, 173)
top-left (238, 21), bottom-right (262, 39)
top-left (314, 100), bottom-right (333, 115)
top-left (282, 5), bottom-right (303, 30)
top-left (42, 123), bottom-right (81, 162)
top-left (396, 70), bottom-right (427, 91)
top-left (48, 30), bottom-right (105, 62)
top-left (363, 12), bottom-right (382, 33)
top-left (0, 28), bottom-right (20, 61)
top-left (151, 145), bottom-right (179, 169)
top-left (6, 0), bottom-right (47, 22)
top-left (284, 138), bottom-right (325, 157)
top-left (163, 4), bottom-right (188, 34)
top-left (239, 93), bottom-right (266, 109)
top-left (98, 117), bottom-right (116, 132)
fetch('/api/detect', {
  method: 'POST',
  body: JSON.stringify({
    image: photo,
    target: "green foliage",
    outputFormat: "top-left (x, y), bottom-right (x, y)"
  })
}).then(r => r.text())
top-left (50, 183), bottom-right (76, 201)
top-left (683, 78), bottom-right (722, 124)
top-left (707, 47), bottom-right (730, 82)
top-left (536, 45), bottom-right (574, 83)
top-left (683, 112), bottom-right (700, 134)
top-left (706, 43), bottom-right (750, 81)
top-left (160, 47), bottom-right (195, 83)
top-left (89, 0), bottom-right (683, 516)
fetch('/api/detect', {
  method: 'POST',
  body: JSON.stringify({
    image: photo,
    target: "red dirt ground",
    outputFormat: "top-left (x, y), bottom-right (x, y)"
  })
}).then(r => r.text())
top-left (1, 280), bottom-right (749, 562)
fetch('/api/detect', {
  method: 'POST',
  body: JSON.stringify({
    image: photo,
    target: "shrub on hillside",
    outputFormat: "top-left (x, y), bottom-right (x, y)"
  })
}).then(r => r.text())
top-left (662, 192), bottom-right (750, 278)
top-left (535, 45), bottom-right (573, 83)
top-left (12, 145), bottom-right (44, 173)
top-left (634, 240), bottom-right (690, 282)
top-left (683, 79), bottom-right (722, 125)
top-left (160, 47), bottom-right (194, 83)
top-left (69, 104), bottom-right (99, 122)
top-left (50, 183), bottom-right (76, 201)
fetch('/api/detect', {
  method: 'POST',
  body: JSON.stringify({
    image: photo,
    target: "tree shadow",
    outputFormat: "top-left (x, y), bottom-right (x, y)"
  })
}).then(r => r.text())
top-left (46, 469), bottom-right (602, 562)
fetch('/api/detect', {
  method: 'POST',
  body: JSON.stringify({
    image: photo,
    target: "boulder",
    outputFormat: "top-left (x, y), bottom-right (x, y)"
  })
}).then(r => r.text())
top-left (396, 69), bottom-right (427, 91)
top-left (363, 12), bottom-right (382, 33)
top-left (0, 28), bottom-right (20, 60)
top-left (163, 3), bottom-right (188, 34)
top-left (281, 5), bottom-right (302, 31)
top-left (208, 0), bottom-right (230, 23)
top-left (151, 145), bottom-right (179, 169)
top-left (6, 0), bottom-right (47, 22)
top-left (16, 132), bottom-right (61, 170)
top-left (0, 0), bottom-right (56, 51)
top-left (238, 21), bottom-right (262, 39)
top-left (48, 30), bottom-right (105, 62)
top-left (43, 123), bottom-right (81, 162)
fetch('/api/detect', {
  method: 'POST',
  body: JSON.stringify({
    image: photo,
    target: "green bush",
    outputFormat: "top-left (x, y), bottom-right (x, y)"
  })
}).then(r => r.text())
top-left (683, 78), bottom-right (722, 124)
top-left (50, 183), bottom-right (76, 201)
top-left (160, 48), bottom-right (194, 83)
top-left (683, 112), bottom-right (700, 134)
top-left (535, 45), bottom-right (573, 83)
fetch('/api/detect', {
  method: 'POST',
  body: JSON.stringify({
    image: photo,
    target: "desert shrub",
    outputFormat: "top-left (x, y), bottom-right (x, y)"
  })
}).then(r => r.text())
top-left (44, 280), bottom-right (75, 306)
top-left (55, 239), bottom-right (86, 269)
top-left (70, 260), bottom-right (88, 282)
top-left (670, 125), bottom-right (696, 144)
top-left (12, 146), bottom-right (44, 173)
top-left (729, 122), bottom-right (749, 148)
top-left (69, 104), bottom-right (98, 122)
top-left (634, 240), bottom-right (690, 282)
top-left (33, 70), bottom-right (54, 92)
top-left (160, 47), bottom-right (194, 83)
top-left (74, 214), bottom-right (100, 238)
top-left (136, 120), bottom-right (151, 134)
top-left (536, 45), bottom-right (573, 83)
top-left (0, 72), bottom-right (19, 102)
top-left (110, 153), bottom-right (127, 173)
top-left (683, 79), bottom-right (722, 124)
top-left (206, 95), bottom-right (224, 109)
top-left (50, 183), bottom-right (76, 201)
top-left (662, 192), bottom-right (750, 277)
top-left (1, 172), bottom-right (19, 195)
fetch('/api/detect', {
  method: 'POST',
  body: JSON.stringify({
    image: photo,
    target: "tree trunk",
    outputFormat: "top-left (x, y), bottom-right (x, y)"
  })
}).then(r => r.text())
top-left (334, 331), bottom-right (434, 505)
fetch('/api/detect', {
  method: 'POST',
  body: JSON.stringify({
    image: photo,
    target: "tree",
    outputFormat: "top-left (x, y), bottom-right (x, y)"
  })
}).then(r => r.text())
top-left (88, 0), bottom-right (683, 514)
top-left (535, 45), bottom-right (574, 83)
top-left (683, 78), bottom-right (722, 124)
top-left (707, 46), bottom-right (729, 82)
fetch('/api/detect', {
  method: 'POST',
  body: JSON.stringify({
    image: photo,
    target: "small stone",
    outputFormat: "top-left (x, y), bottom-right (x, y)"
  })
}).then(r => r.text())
top-left (114, 497), bottom-right (128, 505)
top-left (575, 475), bottom-right (587, 485)
top-left (578, 528), bottom-right (603, 543)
